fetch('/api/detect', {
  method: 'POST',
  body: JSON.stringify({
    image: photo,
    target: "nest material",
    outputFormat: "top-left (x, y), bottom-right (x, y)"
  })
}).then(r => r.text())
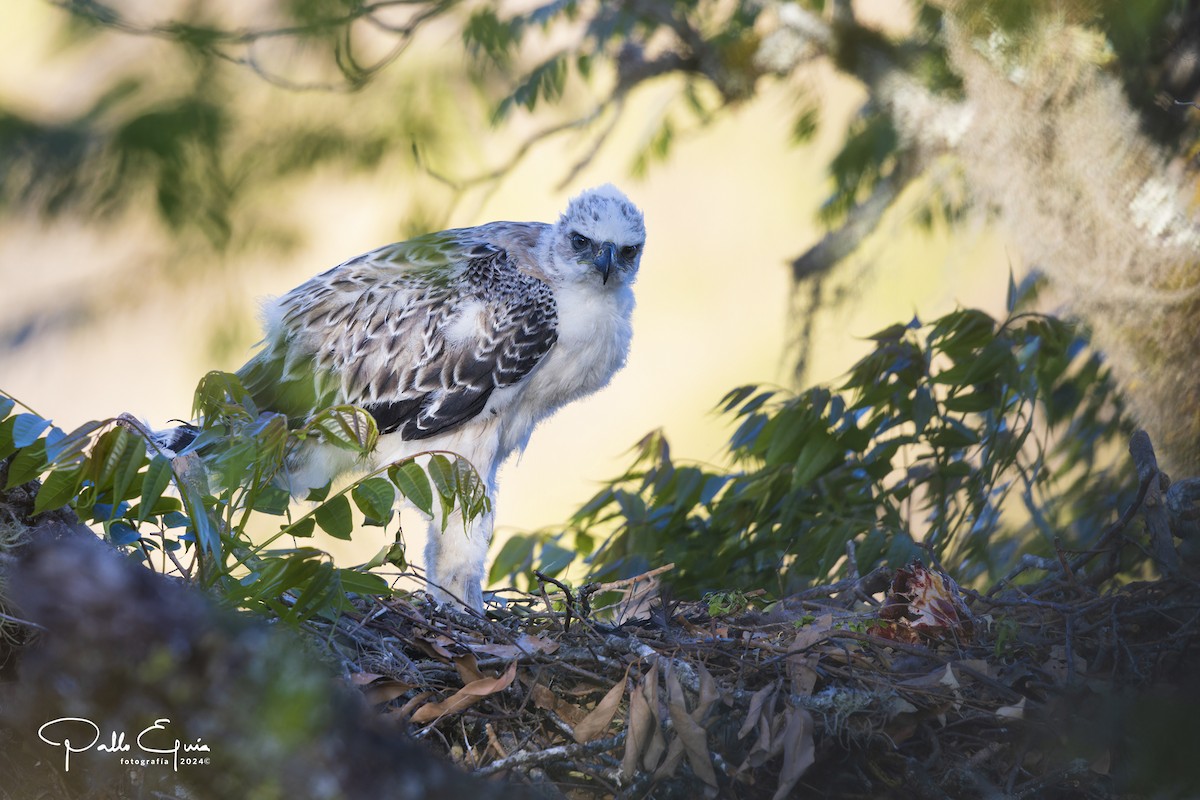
top-left (4, 432), bottom-right (1200, 799)
top-left (305, 430), bottom-right (1200, 799)
top-left (322, 554), bottom-right (1200, 800)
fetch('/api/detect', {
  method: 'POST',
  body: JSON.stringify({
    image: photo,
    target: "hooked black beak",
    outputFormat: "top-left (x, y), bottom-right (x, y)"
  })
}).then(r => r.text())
top-left (594, 241), bottom-right (617, 284)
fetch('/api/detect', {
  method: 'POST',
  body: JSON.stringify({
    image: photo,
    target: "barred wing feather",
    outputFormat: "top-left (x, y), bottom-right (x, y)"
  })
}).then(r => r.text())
top-left (238, 227), bottom-right (558, 440)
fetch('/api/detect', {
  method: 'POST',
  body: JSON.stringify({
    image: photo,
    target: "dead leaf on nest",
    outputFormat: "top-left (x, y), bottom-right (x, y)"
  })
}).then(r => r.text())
top-left (787, 615), bottom-right (832, 697)
top-left (739, 682), bottom-right (785, 772)
top-left (738, 681), bottom-right (779, 741)
top-left (901, 663), bottom-right (959, 691)
top-left (531, 682), bottom-right (588, 726)
top-left (899, 663), bottom-right (962, 723)
top-left (621, 661), bottom-right (660, 781)
top-left (995, 696), bottom-right (1026, 721)
top-left (772, 705), bottom-right (816, 800)
top-left (410, 661), bottom-right (518, 724)
top-left (363, 679), bottom-right (415, 707)
top-left (469, 633), bottom-right (560, 659)
top-left (655, 664), bottom-right (718, 795)
top-left (573, 665), bottom-right (629, 743)
top-left (413, 634), bottom-right (457, 661)
top-left (454, 653), bottom-right (484, 684)
top-left (348, 671), bottom-right (384, 685)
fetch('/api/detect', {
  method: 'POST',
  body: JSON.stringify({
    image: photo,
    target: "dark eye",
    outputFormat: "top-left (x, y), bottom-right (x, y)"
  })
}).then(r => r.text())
top-left (620, 245), bottom-right (639, 260)
top-left (570, 233), bottom-right (591, 251)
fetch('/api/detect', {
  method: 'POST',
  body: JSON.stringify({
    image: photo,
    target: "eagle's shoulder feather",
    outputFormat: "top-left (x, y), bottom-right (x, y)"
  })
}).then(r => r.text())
top-left (240, 223), bottom-right (558, 440)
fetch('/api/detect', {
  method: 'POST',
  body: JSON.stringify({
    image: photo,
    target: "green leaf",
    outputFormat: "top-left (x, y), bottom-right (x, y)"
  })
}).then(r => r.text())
top-left (252, 484), bottom-right (291, 516)
top-left (288, 561), bottom-right (337, 620)
top-left (178, 479), bottom-right (220, 560)
top-left (33, 466), bottom-right (83, 514)
top-left (489, 533), bottom-right (536, 582)
top-left (110, 437), bottom-right (147, 505)
top-left (719, 385), bottom-right (757, 413)
top-left (942, 390), bottom-right (997, 413)
top-left (390, 461), bottom-right (434, 516)
top-left (352, 477), bottom-right (395, 523)
top-left (6, 440), bottom-right (47, 488)
top-left (303, 405), bottom-right (378, 454)
top-left (0, 416), bottom-right (16, 462)
top-left (792, 430), bottom-right (842, 487)
top-left (427, 454), bottom-right (456, 499)
top-left (0, 396), bottom-right (14, 420)
top-left (912, 386), bottom-right (936, 434)
top-left (88, 427), bottom-right (133, 487)
top-left (107, 521), bottom-right (141, 547)
top-left (283, 517), bottom-right (316, 538)
top-left (538, 541), bottom-right (575, 576)
top-left (361, 536), bottom-right (407, 570)
top-left (314, 494), bottom-right (354, 540)
top-left (12, 413), bottom-right (51, 448)
top-left (305, 481), bottom-right (332, 503)
top-left (45, 420), bottom-right (104, 467)
top-left (336, 568), bottom-right (390, 597)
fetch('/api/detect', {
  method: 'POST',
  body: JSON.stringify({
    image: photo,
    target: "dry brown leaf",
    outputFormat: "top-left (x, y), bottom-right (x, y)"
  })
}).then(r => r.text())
top-left (388, 690), bottom-right (434, 721)
top-left (641, 662), bottom-right (666, 772)
top-left (787, 651), bottom-right (820, 697)
top-left (455, 653), bottom-right (484, 684)
top-left (995, 696), bottom-right (1026, 721)
top-left (953, 659), bottom-right (992, 680)
top-left (348, 672), bottom-right (384, 686)
top-left (654, 666), bottom-right (717, 794)
top-left (531, 683), bottom-right (588, 726)
top-left (772, 706), bottom-right (816, 800)
top-left (695, 661), bottom-right (718, 719)
top-left (621, 675), bottom-right (654, 781)
top-left (738, 682), bottom-right (778, 740)
top-left (413, 635), bottom-right (456, 661)
top-left (469, 633), bottom-right (560, 659)
top-left (485, 723), bottom-right (507, 759)
top-left (789, 614), bottom-right (834, 651)
top-left (622, 662), bottom-right (662, 780)
top-left (410, 661), bottom-right (518, 724)
top-left (573, 666), bottom-right (629, 743)
top-left (363, 679), bottom-right (414, 707)
top-left (740, 711), bottom-right (778, 772)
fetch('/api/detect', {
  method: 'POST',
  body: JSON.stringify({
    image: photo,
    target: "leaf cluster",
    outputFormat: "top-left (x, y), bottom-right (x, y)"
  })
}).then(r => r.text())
top-left (0, 372), bottom-right (488, 624)
top-left (493, 298), bottom-right (1134, 599)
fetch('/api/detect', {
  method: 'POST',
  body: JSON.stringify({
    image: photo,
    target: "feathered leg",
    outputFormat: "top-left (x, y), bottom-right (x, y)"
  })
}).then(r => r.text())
top-left (424, 499), bottom-right (494, 611)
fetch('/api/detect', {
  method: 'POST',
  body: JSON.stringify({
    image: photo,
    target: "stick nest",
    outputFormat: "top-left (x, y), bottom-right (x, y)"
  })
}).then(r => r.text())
top-left (323, 547), bottom-right (1200, 799)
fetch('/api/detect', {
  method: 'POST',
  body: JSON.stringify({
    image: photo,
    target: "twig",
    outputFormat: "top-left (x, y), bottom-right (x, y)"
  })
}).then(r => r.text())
top-left (0, 610), bottom-right (46, 631)
top-left (474, 734), bottom-right (625, 778)
top-left (534, 570), bottom-right (574, 633)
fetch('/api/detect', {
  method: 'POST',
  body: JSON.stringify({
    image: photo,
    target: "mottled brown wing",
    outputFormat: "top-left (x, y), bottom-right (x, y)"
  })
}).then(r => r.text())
top-left (246, 224), bottom-right (558, 440)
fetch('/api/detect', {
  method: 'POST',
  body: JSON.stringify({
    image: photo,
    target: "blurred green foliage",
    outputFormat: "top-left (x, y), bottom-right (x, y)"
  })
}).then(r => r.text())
top-left (0, 373), bottom-right (487, 623)
top-left (493, 288), bottom-right (1136, 598)
top-left (8, 0), bottom-right (1191, 260)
